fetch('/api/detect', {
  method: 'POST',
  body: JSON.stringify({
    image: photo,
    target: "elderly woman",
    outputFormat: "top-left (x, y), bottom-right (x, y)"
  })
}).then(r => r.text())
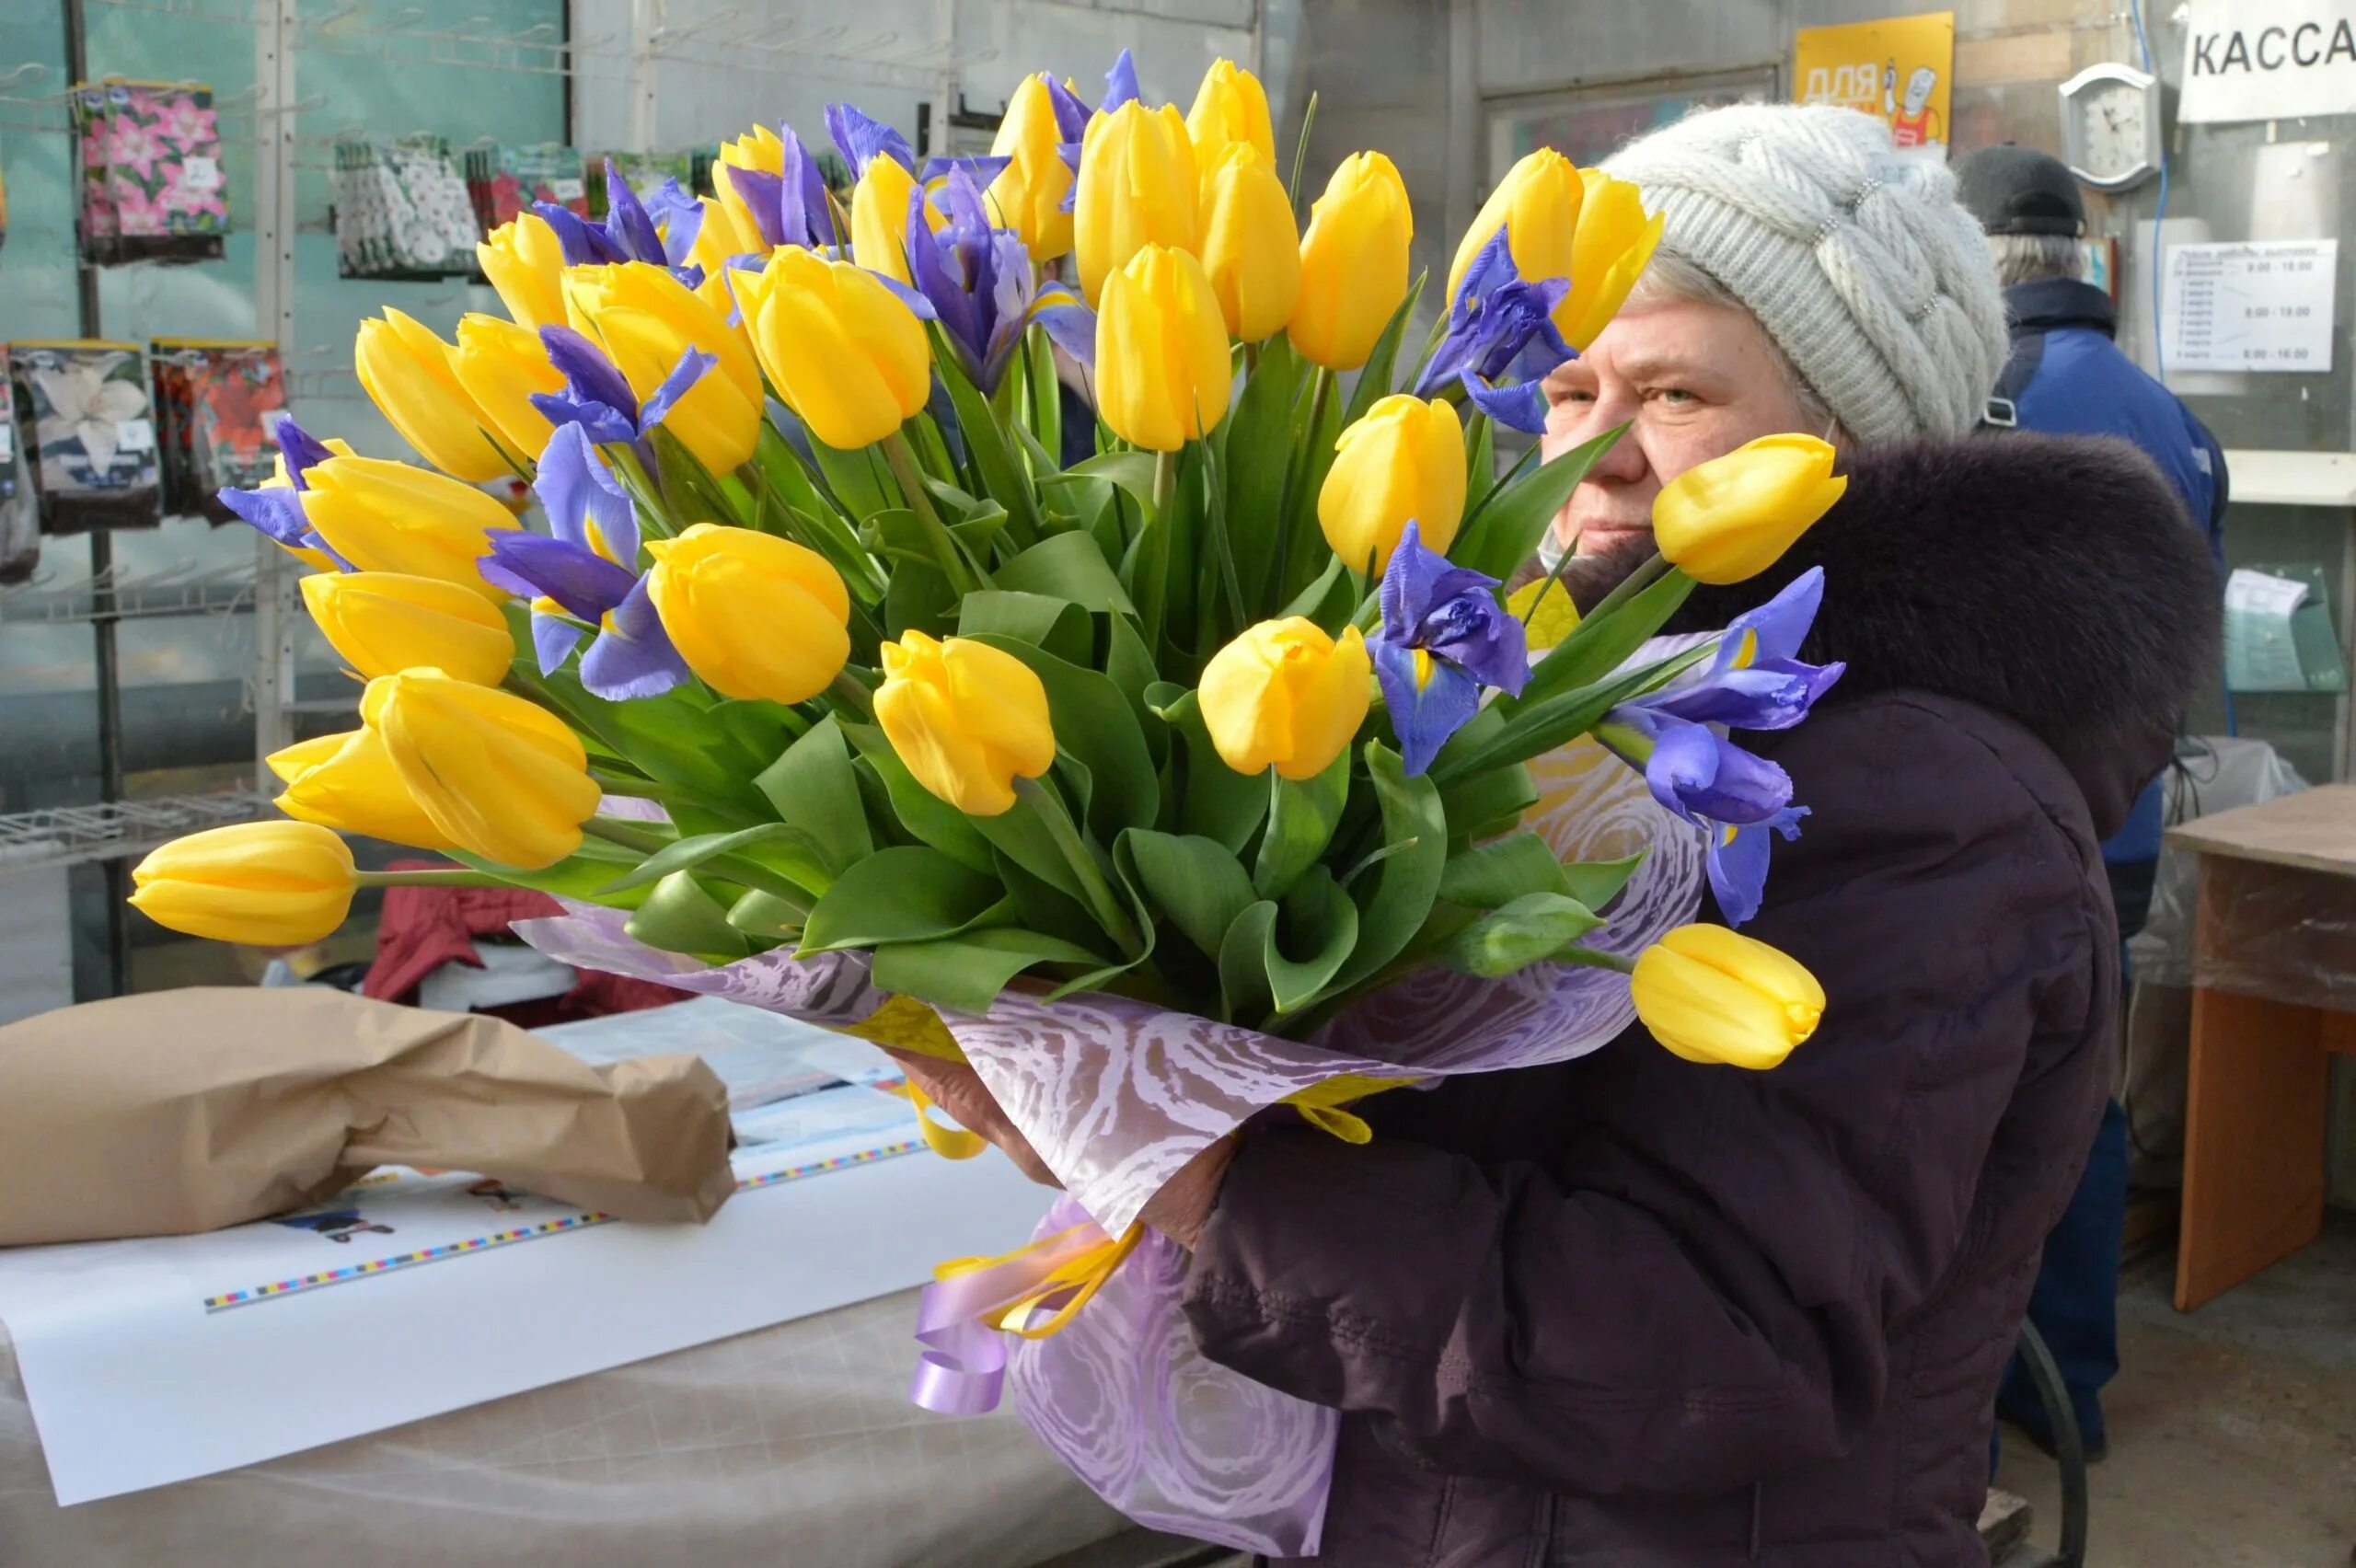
top-left (904, 106), bottom-right (2219, 1564)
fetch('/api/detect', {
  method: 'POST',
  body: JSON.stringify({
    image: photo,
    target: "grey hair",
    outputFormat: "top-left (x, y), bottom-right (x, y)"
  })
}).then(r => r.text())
top-left (1624, 247), bottom-right (1845, 444)
top-left (1988, 233), bottom-right (2085, 288)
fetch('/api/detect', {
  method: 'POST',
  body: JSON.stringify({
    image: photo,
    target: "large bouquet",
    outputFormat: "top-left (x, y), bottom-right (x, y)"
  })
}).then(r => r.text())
top-left (138, 52), bottom-right (1848, 1552)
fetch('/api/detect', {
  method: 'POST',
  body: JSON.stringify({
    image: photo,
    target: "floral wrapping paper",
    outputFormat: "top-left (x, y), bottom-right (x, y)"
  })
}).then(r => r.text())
top-left (73, 81), bottom-right (227, 262)
top-left (150, 342), bottom-right (284, 522)
top-left (9, 342), bottom-right (162, 533)
top-left (333, 134), bottom-right (481, 279)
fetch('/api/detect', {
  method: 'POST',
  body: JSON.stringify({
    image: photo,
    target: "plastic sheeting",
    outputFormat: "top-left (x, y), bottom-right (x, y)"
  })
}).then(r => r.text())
top-left (0, 1288), bottom-right (1128, 1568)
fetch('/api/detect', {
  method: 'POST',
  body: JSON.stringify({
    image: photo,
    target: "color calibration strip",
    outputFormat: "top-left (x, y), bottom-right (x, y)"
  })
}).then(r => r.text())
top-left (201, 1137), bottom-right (928, 1313)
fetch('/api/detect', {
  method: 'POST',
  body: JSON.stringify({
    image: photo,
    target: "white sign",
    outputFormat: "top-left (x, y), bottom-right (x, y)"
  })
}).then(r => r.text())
top-left (2162, 239), bottom-right (2338, 373)
top-left (2181, 0), bottom-right (2356, 123)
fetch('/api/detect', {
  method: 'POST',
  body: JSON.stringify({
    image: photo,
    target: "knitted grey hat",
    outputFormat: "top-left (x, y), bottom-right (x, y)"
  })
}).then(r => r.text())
top-left (1603, 104), bottom-right (2008, 449)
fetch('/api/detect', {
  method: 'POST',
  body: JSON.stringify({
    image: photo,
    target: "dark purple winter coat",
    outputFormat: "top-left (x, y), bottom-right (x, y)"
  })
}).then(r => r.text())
top-left (1182, 436), bottom-right (2222, 1566)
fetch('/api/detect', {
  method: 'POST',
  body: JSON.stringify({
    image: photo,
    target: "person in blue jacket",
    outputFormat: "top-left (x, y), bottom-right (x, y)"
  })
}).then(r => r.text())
top-left (1958, 142), bottom-right (2229, 1463)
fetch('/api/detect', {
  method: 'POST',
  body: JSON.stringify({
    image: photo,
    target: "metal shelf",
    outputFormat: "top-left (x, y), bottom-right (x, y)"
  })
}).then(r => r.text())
top-left (0, 555), bottom-right (259, 626)
top-left (0, 790), bottom-right (275, 872)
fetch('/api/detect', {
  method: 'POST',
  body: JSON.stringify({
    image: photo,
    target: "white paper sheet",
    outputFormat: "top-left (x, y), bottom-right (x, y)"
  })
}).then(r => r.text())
top-left (2162, 239), bottom-right (2339, 373)
top-left (536, 992), bottom-right (902, 1111)
top-left (0, 1093), bottom-right (1050, 1505)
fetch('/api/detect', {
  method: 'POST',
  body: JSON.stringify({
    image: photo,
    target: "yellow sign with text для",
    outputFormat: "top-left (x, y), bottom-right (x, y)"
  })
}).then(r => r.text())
top-left (1795, 12), bottom-right (1956, 156)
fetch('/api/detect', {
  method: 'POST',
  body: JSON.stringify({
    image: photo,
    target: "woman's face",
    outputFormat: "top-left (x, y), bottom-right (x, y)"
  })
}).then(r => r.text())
top-left (1540, 296), bottom-right (1824, 559)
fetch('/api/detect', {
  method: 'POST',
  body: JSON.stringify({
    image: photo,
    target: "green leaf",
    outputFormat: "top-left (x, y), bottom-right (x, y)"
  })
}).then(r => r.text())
top-left (1438, 832), bottom-right (1573, 909)
top-left (1253, 746), bottom-right (1350, 900)
top-left (994, 530), bottom-right (1138, 615)
top-left (710, 698), bottom-right (803, 765)
top-left (969, 635), bottom-right (1160, 838)
top-left (993, 848), bottom-right (1114, 956)
top-left (932, 328), bottom-right (1047, 544)
top-left (1463, 407), bottom-right (1496, 505)
top-left (1449, 642), bottom-right (1715, 782)
top-left (1155, 687), bottom-right (1269, 854)
top-left (626, 870), bottom-right (752, 960)
top-left (804, 427), bottom-right (895, 522)
top-left (1045, 449), bottom-right (1157, 510)
top-left (1117, 829), bottom-right (1257, 961)
top-left (1277, 552), bottom-right (1357, 635)
top-left (842, 721), bottom-right (997, 873)
top-left (865, 505), bottom-right (991, 586)
top-left (1561, 849), bottom-right (1649, 914)
top-left (1329, 742), bottom-right (1446, 991)
top-left (957, 589), bottom-right (1093, 666)
top-left (1451, 422), bottom-right (1627, 582)
top-left (1217, 901), bottom-right (1278, 1020)
top-left (1436, 892), bottom-right (1604, 979)
top-left (1438, 763), bottom-right (1538, 842)
top-left (1338, 268), bottom-right (1428, 431)
top-left (1022, 328), bottom-right (1062, 473)
top-left (1265, 866), bottom-right (1360, 1015)
top-left (726, 889), bottom-right (805, 940)
top-left (1105, 612), bottom-right (1163, 759)
top-left (753, 716), bottom-right (873, 876)
top-left (972, 794), bottom-right (1090, 905)
top-left (799, 846), bottom-right (1006, 952)
top-left (1518, 566), bottom-right (1700, 709)
top-left (449, 847), bottom-right (653, 910)
top-left (883, 555), bottom-right (959, 639)
top-left (1224, 339), bottom-right (1305, 614)
top-left (872, 928), bottom-right (1104, 1017)
top-left (596, 822), bottom-right (829, 897)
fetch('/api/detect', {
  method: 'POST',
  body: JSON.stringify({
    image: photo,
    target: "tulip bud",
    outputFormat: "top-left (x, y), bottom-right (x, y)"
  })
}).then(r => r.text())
top-left (364, 669), bottom-right (601, 870)
top-left (268, 728), bottom-right (456, 852)
top-left (1447, 147), bottom-right (1583, 311)
top-left (562, 261), bottom-right (762, 474)
top-left (1185, 59), bottom-right (1276, 170)
top-left (849, 155), bottom-right (936, 285)
top-left (129, 821), bottom-right (357, 947)
top-left (477, 212), bottom-right (569, 332)
top-left (353, 309), bottom-right (512, 482)
top-left (1559, 169), bottom-right (1665, 351)
top-left (644, 523), bottom-right (850, 704)
top-left (1653, 434), bottom-right (1846, 585)
top-left (1318, 394), bottom-right (1467, 573)
top-left (712, 124), bottom-right (785, 256)
top-left (1631, 923), bottom-right (1824, 1069)
top-left (301, 571), bottom-right (515, 686)
top-left (1198, 617), bottom-right (1372, 780)
top-left (745, 247), bottom-right (932, 450)
top-left (1074, 100), bottom-right (1199, 308)
top-left (874, 631), bottom-right (1057, 817)
top-left (1095, 244), bottom-right (1231, 454)
top-left (451, 313), bottom-right (564, 464)
top-left (1290, 151), bottom-right (1414, 372)
top-left (679, 193), bottom-right (745, 319)
top-left (987, 75), bottom-right (1077, 261)
top-left (1197, 144), bottom-right (1300, 343)
top-left (300, 455), bottom-right (521, 600)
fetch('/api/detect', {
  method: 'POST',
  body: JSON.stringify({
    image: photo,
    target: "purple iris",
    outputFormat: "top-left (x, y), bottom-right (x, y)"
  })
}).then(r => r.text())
top-left (478, 424), bottom-right (687, 701)
top-left (536, 161), bottom-right (700, 287)
top-left (714, 124), bottom-right (837, 249)
top-left (907, 167), bottom-right (1099, 392)
top-left (1624, 569), bottom-right (1845, 733)
top-left (219, 412), bottom-right (352, 569)
top-left (530, 324), bottom-right (711, 471)
top-left (1372, 522), bottom-right (1531, 776)
top-left (826, 102), bottom-right (1007, 191)
top-left (1414, 229), bottom-right (1576, 435)
top-left (1705, 809), bottom-right (1809, 928)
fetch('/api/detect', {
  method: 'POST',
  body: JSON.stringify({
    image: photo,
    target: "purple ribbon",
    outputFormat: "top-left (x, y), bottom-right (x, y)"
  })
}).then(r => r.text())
top-left (908, 1195), bottom-right (1110, 1415)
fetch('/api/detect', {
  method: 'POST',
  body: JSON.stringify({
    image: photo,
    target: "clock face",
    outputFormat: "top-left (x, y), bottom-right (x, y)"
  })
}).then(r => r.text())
top-left (2077, 81), bottom-right (2149, 180)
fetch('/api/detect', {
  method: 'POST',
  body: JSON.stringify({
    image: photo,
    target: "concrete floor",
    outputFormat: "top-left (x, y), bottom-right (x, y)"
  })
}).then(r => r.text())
top-left (1995, 1211), bottom-right (2356, 1568)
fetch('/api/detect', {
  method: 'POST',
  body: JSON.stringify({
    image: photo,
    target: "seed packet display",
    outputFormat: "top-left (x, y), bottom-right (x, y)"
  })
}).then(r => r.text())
top-left (10, 341), bottom-right (163, 533)
top-left (74, 81), bottom-right (229, 264)
top-left (465, 142), bottom-right (587, 234)
top-left (0, 346), bottom-right (36, 583)
top-left (333, 133), bottom-right (480, 279)
top-left (151, 340), bottom-right (283, 522)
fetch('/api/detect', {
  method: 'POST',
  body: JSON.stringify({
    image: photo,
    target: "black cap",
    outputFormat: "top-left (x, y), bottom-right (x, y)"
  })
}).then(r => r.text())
top-left (1954, 144), bottom-right (2085, 237)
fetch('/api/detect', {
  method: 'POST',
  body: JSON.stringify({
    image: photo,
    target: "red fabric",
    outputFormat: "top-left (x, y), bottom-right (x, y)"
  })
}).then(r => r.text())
top-left (364, 863), bottom-right (681, 1023)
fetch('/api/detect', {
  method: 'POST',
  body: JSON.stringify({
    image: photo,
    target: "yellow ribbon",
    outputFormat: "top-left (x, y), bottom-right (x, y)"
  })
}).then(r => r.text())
top-left (886, 1075), bottom-right (990, 1160)
top-left (832, 992), bottom-right (966, 1062)
top-left (1279, 1072), bottom-right (1419, 1144)
top-left (931, 1218), bottom-right (1145, 1341)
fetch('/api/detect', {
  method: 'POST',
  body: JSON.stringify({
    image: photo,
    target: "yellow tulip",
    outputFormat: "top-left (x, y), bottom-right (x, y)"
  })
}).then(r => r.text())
top-left (128, 821), bottom-right (356, 947)
top-left (1074, 100), bottom-right (1199, 307)
top-left (849, 155), bottom-right (929, 285)
top-left (562, 261), bottom-right (760, 474)
top-left (364, 668), bottom-right (601, 870)
top-left (679, 193), bottom-right (746, 319)
top-left (712, 124), bottom-right (784, 257)
top-left (1559, 168), bottom-right (1665, 351)
top-left (1185, 59), bottom-right (1276, 170)
top-left (744, 246), bottom-right (931, 450)
top-left (1652, 434), bottom-right (1846, 585)
top-left (1197, 144), bottom-right (1300, 343)
top-left (874, 631), bottom-right (1057, 817)
top-left (477, 212), bottom-right (569, 333)
top-left (1447, 148), bottom-right (1583, 313)
top-left (301, 571), bottom-right (515, 686)
top-left (1631, 924), bottom-right (1825, 1070)
top-left (451, 313), bottom-right (564, 464)
top-left (1318, 394), bottom-right (1466, 573)
top-left (644, 524), bottom-right (850, 704)
top-left (353, 309), bottom-right (512, 481)
top-left (1290, 151), bottom-right (1413, 372)
top-left (300, 455), bottom-right (521, 601)
top-left (1198, 618), bottom-right (1372, 780)
top-left (1095, 245), bottom-right (1231, 453)
top-left (268, 728), bottom-right (456, 852)
top-left (987, 75), bottom-right (1077, 260)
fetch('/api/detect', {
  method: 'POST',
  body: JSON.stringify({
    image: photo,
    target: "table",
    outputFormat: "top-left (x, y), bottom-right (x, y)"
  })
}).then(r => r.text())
top-left (2168, 784), bottom-right (2356, 1310)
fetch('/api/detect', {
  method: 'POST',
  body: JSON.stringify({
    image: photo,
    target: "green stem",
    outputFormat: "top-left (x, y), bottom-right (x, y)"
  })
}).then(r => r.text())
top-left (882, 428), bottom-right (981, 594)
top-left (353, 868), bottom-right (512, 889)
top-left (1551, 944), bottom-right (1637, 975)
top-left (607, 445), bottom-right (677, 542)
top-left (1013, 776), bottom-right (1144, 959)
top-left (1552, 551), bottom-right (1669, 630)
top-left (1268, 366), bottom-right (1335, 603)
top-left (581, 814), bottom-right (675, 854)
top-left (828, 668), bottom-right (877, 720)
top-left (1151, 446), bottom-right (1180, 518)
